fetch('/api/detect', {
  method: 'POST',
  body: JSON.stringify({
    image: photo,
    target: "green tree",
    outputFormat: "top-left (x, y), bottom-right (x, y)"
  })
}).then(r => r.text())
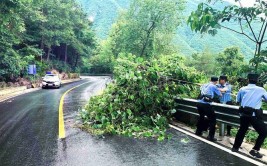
top-left (187, 0), bottom-right (267, 71)
top-left (186, 49), bottom-right (219, 76)
top-left (81, 54), bottom-right (204, 139)
top-left (216, 47), bottom-right (247, 76)
top-left (0, 0), bottom-right (36, 80)
top-left (88, 39), bottom-right (115, 74)
top-left (0, 0), bottom-right (96, 81)
top-left (108, 0), bottom-right (185, 58)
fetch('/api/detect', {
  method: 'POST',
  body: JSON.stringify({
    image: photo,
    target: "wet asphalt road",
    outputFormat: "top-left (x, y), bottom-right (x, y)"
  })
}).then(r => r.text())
top-left (0, 77), bottom-right (255, 166)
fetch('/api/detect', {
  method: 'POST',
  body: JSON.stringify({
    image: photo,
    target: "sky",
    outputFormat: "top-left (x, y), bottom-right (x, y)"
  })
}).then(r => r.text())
top-left (224, 0), bottom-right (255, 7)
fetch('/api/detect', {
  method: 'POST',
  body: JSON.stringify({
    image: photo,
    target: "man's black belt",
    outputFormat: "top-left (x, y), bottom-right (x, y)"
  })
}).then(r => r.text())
top-left (201, 95), bottom-right (213, 103)
top-left (239, 106), bottom-right (263, 118)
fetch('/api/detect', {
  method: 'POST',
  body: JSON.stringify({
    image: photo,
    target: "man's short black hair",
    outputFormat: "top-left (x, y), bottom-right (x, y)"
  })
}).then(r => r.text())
top-left (219, 75), bottom-right (228, 81)
top-left (248, 73), bottom-right (259, 84)
top-left (211, 76), bottom-right (218, 82)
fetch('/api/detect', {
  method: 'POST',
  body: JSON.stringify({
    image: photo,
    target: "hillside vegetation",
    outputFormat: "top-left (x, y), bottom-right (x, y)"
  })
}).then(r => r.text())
top-left (77, 0), bottom-right (257, 58)
top-left (0, 0), bottom-right (96, 82)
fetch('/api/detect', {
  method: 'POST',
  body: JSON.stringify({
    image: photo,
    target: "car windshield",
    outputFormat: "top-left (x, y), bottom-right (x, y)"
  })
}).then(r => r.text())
top-left (45, 75), bottom-right (57, 78)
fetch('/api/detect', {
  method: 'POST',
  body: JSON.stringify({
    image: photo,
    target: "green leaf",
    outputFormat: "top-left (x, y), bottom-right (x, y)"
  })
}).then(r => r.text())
top-left (157, 135), bottom-right (165, 141)
top-left (181, 138), bottom-right (190, 144)
top-left (127, 109), bottom-right (132, 116)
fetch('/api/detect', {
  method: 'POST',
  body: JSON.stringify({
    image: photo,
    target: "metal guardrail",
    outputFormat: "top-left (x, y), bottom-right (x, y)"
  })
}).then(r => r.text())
top-left (174, 98), bottom-right (267, 136)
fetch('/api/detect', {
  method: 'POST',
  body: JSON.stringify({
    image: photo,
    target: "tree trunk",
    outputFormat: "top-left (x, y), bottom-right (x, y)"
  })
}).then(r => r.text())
top-left (47, 47), bottom-right (51, 61)
top-left (255, 21), bottom-right (267, 72)
top-left (255, 43), bottom-right (261, 72)
top-left (64, 44), bottom-right (68, 64)
top-left (40, 36), bottom-right (44, 62)
top-left (40, 9), bottom-right (44, 63)
top-left (140, 30), bottom-right (153, 57)
top-left (140, 22), bottom-right (155, 57)
top-left (74, 54), bottom-right (79, 68)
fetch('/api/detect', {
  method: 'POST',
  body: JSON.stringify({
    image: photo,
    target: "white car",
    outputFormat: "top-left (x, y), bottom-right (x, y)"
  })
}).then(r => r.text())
top-left (42, 74), bottom-right (61, 89)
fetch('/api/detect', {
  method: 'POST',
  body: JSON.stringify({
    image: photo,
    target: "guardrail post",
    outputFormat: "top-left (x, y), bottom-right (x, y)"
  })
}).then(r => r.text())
top-left (219, 123), bottom-right (225, 136)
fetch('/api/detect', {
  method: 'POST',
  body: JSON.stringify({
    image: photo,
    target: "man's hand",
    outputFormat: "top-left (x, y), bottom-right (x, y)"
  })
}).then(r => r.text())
top-left (219, 88), bottom-right (228, 93)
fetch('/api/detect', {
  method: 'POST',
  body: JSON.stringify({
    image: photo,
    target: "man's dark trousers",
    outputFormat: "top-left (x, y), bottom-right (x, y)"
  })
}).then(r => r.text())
top-left (196, 103), bottom-right (216, 137)
top-left (233, 115), bottom-right (267, 151)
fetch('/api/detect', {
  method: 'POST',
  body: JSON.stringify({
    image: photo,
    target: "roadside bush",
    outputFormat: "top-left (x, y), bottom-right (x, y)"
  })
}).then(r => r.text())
top-left (47, 60), bottom-right (72, 73)
top-left (88, 53), bottom-right (115, 74)
top-left (68, 73), bottom-right (80, 79)
top-left (80, 54), bottom-right (204, 140)
top-left (0, 82), bottom-right (7, 89)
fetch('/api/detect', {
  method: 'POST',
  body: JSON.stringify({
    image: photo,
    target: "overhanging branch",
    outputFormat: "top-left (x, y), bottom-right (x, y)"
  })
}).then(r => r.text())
top-left (258, 18), bottom-right (266, 41)
top-left (219, 24), bottom-right (257, 43)
top-left (239, 19), bottom-right (244, 33)
top-left (237, 0), bottom-right (258, 42)
top-left (260, 20), bottom-right (267, 43)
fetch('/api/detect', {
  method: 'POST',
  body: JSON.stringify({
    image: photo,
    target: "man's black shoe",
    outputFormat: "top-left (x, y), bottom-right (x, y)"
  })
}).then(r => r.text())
top-left (231, 148), bottom-right (238, 152)
top-left (195, 131), bottom-right (202, 136)
top-left (249, 149), bottom-right (263, 158)
top-left (207, 136), bottom-right (217, 142)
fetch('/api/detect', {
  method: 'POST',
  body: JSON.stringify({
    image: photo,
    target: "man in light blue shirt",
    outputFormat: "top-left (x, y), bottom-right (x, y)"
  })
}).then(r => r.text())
top-left (217, 76), bottom-right (232, 104)
top-left (237, 85), bottom-right (267, 111)
top-left (198, 77), bottom-right (222, 104)
top-left (217, 76), bottom-right (233, 136)
top-left (196, 76), bottom-right (222, 141)
top-left (232, 74), bottom-right (267, 158)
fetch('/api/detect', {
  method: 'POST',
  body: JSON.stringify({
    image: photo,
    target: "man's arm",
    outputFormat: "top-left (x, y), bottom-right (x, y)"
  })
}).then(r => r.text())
top-left (219, 87), bottom-right (228, 93)
top-left (236, 90), bottom-right (242, 105)
top-left (219, 84), bottom-right (231, 93)
top-left (262, 89), bottom-right (267, 102)
top-left (213, 85), bottom-right (222, 97)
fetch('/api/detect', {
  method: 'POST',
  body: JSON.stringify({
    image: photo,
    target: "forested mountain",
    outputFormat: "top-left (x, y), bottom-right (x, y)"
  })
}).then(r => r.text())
top-left (77, 0), bottom-right (129, 38)
top-left (0, 0), bottom-right (96, 82)
top-left (77, 0), bottom-right (257, 58)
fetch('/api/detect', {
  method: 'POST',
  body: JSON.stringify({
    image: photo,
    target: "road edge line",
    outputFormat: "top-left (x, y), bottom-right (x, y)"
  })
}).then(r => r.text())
top-left (169, 124), bottom-right (265, 166)
top-left (58, 81), bottom-right (91, 139)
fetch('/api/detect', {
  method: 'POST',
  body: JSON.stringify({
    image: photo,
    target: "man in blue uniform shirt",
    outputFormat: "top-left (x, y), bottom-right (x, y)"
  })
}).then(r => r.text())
top-left (217, 76), bottom-right (233, 136)
top-left (196, 76), bottom-right (222, 141)
top-left (232, 74), bottom-right (267, 158)
top-left (217, 76), bottom-right (232, 104)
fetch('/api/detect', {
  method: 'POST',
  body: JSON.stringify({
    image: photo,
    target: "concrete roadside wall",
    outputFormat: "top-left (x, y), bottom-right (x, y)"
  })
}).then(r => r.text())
top-left (0, 78), bottom-right (81, 102)
top-left (0, 86), bottom-right (27, 96)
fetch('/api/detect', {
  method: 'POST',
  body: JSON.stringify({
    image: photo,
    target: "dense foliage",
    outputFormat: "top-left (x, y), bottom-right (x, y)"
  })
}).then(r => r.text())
top-left (187, 0), bottom-right (267, 71)
top-left (108, 0), bottom-right (184, 58)
top-left (81, 54), bottom-right (203, 139)
top-left (87, 40), bottom-right (115, 74)
top-left (186, 47), bottom-right (248, 78)
top-left (78, 0), bottom-right (258, 58)
top-left (87, 0), bottom-right (184, 74)
top-left (0, 0), bottom-right (96, 81)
